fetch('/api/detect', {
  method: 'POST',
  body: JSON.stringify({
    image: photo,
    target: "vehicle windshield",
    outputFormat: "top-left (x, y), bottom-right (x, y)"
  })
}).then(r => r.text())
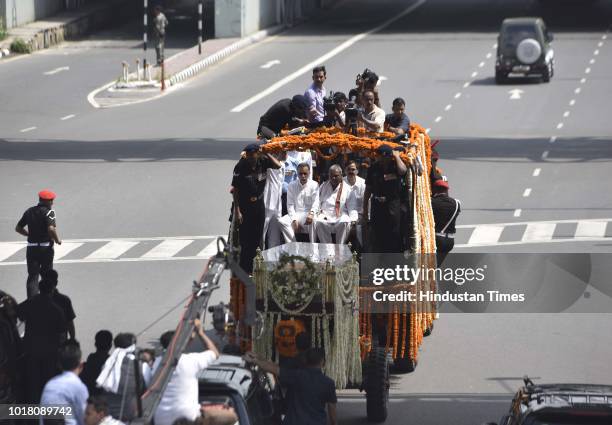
top-left (526, 411), bottom-right (612, 425)
top-left (500, 24), bottom-right (539, 54)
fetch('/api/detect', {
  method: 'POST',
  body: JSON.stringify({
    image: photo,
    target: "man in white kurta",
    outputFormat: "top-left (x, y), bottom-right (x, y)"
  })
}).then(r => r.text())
top-left (262, 152), bottom-right (285, 248)
top-left (314, 164), bottom-right (352, 244)
top-left (344, 161), bottom-right (366, 245)
top-left (278, 163), bottom-right (318, 242)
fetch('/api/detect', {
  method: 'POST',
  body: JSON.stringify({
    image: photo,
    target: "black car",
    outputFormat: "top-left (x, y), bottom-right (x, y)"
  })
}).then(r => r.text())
top-left (486, 377), bottom-right (612, 425)
top-left (495, 17), bottom-right (555, 84)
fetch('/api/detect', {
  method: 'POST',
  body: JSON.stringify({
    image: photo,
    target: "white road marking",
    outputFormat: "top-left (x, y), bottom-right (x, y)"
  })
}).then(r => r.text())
top-left (142, 239), bottom-right (193, 258)
top-left (468, 225), bottom-right (505, 245)
top-left (463, 82), bottom-right (470, 88)
top-left (589, 58), bottom-right (595, 65)
top-left (486, 53), bottom-right (492, 59)
top-left (493, 43), bottom-right (498, 49)
top-left (522, 188), bottom-right (532, 197)
top-left (575, 221), bottom-right (607, 238)
top-left (598, 41), bottom-right (604, 47)
top-left (478, 61), bottom-right (485, 68)
top-left (549, 136), bottom-right (557, 144)
top-left (20, 126), bottom-right (37, 133)
top-left (434, 116), bottom-right (442, 123)
top-left (61, 114), bottom-right (76, 121)
top-left (542, 150), bottom-right (549, 160)
top-left (197, 239), bottom-right (219, 258)
top-left (260, 59), bottom-right (281, 69)
top-left (563, 111), bottom-right (570, 118)
top-left (454, 92), bottom-right (461, 99)
top-left (533, 168), bottom-right (541, 177)
top-left (594, 49), bottom-right (599, 55)
top-left (86, 240), bottom-right (139, 260)
top-left (230, 0), bottom-right (428, 112)
top-left (43, 66), bottom-right (70, 75)
top-left (513, 209), bottom-right (522, 218)
top-left (54, 242), bottom-right (84, 259)
top-left (522, 223), bottom-right (555, 242)
top-left (580, 78), bottom-right (586, 84)
top-left (585, 67), bottom-right (591, 74)
top-left (425, 128), bottom-right (431, 133)
top-left (471, 71), bottom-right (478, 78)
top-left (0, 243), bottom-right (24, 261)
top-left (575, 87), bottom-right (581, 94)
top-left (569, 99), bottom-right (576, 106)
top-left (556, 122), bottom-right (564, 130)
top-left (508, 89), bottom-right (523, 100)
top-left (444, 104), bottom-right (452, 111)
top-left (378, 75), bottom-right (388, 83)
top-left (603, 34), bottom-right (608, 40)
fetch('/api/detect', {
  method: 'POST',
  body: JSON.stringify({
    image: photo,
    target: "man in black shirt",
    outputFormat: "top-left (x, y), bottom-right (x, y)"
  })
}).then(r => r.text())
top-left (41, 269), bottom-right (76, 342)
top-left (15, 190), bottom-right (62, 298)
top-left (384, 97), bottom-right (411, 135)
top-left (431, 179), bottom-right (461, 265)
top-left (80, 330), bottom-right (112, 396)
top-left (363, 145), bottom-right (408, 253)
top-left (257, 95), bottom-right (309, 139)
top-left (17, 278), bottom-right (67, 403)
top-left (245, 348), bottom-right (337, 425)
top-left (232, 144), bottom-right (282, 273)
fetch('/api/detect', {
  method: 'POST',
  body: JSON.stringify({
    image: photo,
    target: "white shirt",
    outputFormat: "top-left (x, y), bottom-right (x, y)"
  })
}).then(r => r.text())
top-left (287, 150), bottom-right (313, 179)
top-left (363, 105), bottom-right (386, 133)
top-left (40, 371), bottom-right (88, 425)
top-left (345, 176), bottom-right (366, 221)
top-left (317, 180), bottom-right (350, 220)
top-left (263, 165), bottom-right (284, 215)
top-left (154, 351), bottom-right (218, 425)
top-left (287, 179), bottom-right (319, 221)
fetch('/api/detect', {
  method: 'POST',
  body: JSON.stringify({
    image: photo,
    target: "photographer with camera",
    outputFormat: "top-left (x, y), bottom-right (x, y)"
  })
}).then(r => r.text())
top-left (322, 91), bottom-right (348, 128)
top-left (304, 66), bottom-right (328, 126)
top-left (349, 68), bottom-right (381, 108)
top-left (256, 95), bottom-right (310, 140)
top-left (359, 90), bottom-right (386, 133)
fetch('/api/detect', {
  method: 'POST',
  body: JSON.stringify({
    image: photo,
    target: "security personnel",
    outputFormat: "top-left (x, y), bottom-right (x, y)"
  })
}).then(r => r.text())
top-left (232, 144), bottom-right (282, 273)
top-left (431, 179), bottom-right (461, 265)
top-left (363, 145), bottom-right (408, 253)
top-left (15, 190), bottom-right (62, 298)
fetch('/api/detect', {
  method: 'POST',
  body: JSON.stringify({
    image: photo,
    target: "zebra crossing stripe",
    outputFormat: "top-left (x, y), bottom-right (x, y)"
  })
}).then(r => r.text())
top-left (467, 225), bottom-right (505, 245)
top-left (54, 242), bottom-right (84, 259)
top-left (0, 243), bottom-right (24, 261)
top-left (86, 240), bottom-right (139, 260)
top-left (142, 239), bottom-right (193, 258)
top-left (522, 223), bottom-right (556, 242)
top-left (197, 239), bottom-right (220, 258)
top-left (575, 221), bottom-right (607, 238)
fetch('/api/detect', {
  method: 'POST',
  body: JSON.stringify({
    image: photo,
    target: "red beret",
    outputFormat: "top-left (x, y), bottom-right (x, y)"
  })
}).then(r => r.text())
top-left (38, 190), bottom-right (56, 200)
top-left (433, 180), bottom-right (449, 189)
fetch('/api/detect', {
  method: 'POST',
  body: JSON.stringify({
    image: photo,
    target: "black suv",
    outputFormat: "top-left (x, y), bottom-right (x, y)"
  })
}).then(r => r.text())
top-left (495, 17), bottom-right (554, 84)
top-left (487, 378), bottom-right (612, 425)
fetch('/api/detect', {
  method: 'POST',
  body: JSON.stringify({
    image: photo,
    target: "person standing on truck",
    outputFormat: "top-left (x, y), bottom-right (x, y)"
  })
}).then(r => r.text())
top-left (304, 66), bottom-right (327, 125)
top-left (153, 5), bottom-right (168, 66)
top-left (15, 189), bottom-right (62, 298)
top-left (231, 144), bottom-right (282, 274)
top-left (431, 179), bottom-right (461, 265)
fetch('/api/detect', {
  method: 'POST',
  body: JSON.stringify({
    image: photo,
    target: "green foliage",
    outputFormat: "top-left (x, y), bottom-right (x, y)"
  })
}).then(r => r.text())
top-left (0, 17), bottom-right (7, 41)
top-left (10, 38), bottom-right (31, 54)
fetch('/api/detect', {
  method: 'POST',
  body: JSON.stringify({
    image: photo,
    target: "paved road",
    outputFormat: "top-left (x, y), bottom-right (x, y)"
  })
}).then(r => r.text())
top-left (2, 0), bottom-right (612, 423)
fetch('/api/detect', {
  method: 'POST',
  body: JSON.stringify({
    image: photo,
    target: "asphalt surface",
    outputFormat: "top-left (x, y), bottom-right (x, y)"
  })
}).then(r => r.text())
top-left (1, 0), bottom-right (612, 423)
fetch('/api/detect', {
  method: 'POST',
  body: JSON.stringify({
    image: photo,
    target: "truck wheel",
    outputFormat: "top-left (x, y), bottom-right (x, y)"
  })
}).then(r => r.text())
top-left (393, 357), bottom-right (417, 373)
top-left (542, 60), bottom-right (553, 83)
top-left (366, 347), bottom-right (389, 422)
top-left (495, 70), bottom-right (507, 84)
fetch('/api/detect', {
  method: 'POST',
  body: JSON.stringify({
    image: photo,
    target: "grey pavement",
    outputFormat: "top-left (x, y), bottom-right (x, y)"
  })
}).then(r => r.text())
top-left (2, 0), bottom-right (612, 423)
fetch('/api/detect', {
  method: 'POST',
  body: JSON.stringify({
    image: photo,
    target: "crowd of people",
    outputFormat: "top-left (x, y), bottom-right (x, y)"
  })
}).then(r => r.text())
top-left (233, 64), bottom-right (461, 273)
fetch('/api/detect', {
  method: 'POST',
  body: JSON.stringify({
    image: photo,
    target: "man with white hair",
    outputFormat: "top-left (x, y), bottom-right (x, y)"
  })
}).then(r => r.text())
top-left (314, 164), bottom-right (353, 244)
top-left (277, 163), bottom-right (318, 242)
top-left (344, 161), bottom-right (366, 246)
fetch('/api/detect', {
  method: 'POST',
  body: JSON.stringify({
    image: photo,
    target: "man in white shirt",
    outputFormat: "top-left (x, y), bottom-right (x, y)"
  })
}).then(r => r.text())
top-left (278, 163), bottom-right (319, 242)
top-left (344, 161), bottom-right (366, 246)
top-left (41, 342), bottom-right (89, 425)
top-left (359, 90), bottom-right (385, 133)
top-left (154, 318), bottom-right (220, 425)
top-left (314, 165), bottom-right (353, 244)
top-left (263, 152), bottom-right (285, 248)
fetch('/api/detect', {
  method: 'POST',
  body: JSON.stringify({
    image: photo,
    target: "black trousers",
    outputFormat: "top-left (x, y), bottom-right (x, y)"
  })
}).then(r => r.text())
top-left (26, 246), bottom-right (54, 298)
top-left (370, 198), bottom-right (402, 253)
top-left (435, 235), bottom-right (455, 266)
top-left (239, 201), bottom-right (266, 274)
top-left (24, 353), bottom-right (59, 404)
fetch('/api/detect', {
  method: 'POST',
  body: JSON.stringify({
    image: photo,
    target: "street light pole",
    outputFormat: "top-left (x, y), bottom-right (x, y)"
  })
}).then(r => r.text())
top-left (143, 0), bottom-right (148, 70)
top-left (198, 0), bottom-right (203, 55)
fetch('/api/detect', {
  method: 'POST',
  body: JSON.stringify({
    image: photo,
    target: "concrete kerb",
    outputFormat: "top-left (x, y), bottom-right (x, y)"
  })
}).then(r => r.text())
top-left (166, 24), bottom-right (285, 87)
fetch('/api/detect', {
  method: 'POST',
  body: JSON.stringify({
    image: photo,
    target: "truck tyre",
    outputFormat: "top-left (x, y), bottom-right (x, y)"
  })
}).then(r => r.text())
top-left (495, 70), bottom-right (507, 84)
top-left (366, 347), bottom-right (389, 422)
top-left (394, 357), bottom-right (417, 373)
top-left (542, 59), bottom-right (553, 83)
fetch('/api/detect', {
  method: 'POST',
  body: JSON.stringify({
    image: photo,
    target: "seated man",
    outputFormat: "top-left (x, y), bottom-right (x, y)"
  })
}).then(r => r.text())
top-left (345, 161), bottom-right (366, 246)
top-left (314, 165), bottom-right (353, 244)
top-left (277, 163), bottom-right (319, 242)
top-left (359, 90), bottom-right (385, 133)
top-left (385, 97), bottom-right (411, 135)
